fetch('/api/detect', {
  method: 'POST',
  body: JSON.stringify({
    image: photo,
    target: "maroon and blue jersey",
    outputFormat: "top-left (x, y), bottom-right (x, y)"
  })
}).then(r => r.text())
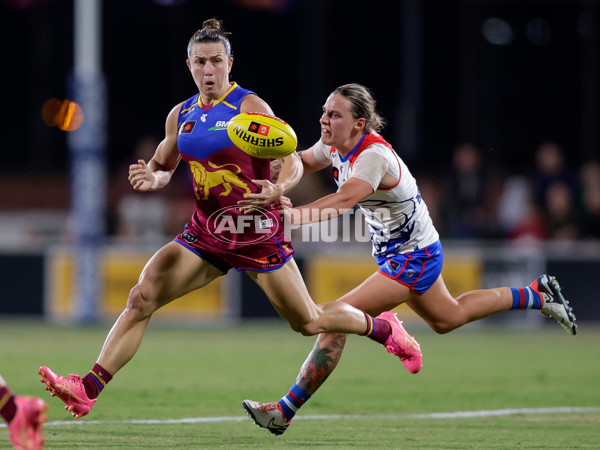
top-left (174, 83), bottom-right (293, 271)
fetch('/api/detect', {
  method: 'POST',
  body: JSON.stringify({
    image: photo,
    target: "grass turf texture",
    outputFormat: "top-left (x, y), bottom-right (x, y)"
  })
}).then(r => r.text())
top-left (0, 319), bottom-right (599, 449)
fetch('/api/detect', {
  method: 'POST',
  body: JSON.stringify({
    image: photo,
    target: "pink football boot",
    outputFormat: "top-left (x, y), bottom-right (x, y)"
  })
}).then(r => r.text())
top-left (377, 311), bottom-right (423, 374)
top-left (8, 396), bottom-right (48, 450)
top-left (39, 366), bottom-right (96, 418)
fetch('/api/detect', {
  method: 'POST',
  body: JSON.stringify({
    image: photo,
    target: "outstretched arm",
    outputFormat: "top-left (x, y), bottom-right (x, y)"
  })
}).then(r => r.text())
top-left (280, 146), bottom-right (389, 224)
top-left (238, 143), bottom-right (332, 210)
top-left (286, 176), bottom-right (374, 224)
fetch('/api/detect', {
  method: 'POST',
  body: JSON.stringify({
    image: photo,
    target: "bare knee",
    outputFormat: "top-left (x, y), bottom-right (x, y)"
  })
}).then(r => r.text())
top-left (418, 303), bottom-right (468, 334)
top-left (288, 319), bottom-right (321, 336)
top-left (125, 284), bottom-right (157, 321)
top-left (428, 320), bottom-right (460, 334)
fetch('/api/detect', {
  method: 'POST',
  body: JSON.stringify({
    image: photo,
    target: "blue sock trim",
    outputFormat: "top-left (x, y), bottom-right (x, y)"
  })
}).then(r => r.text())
top-left (531, 290), bottom-right (542, 309)
top-left (510, 286), bottom-right (543, 310)
top-left (510, 287), bottom-right (521, 309)
top-left (290, 383), bottom-right (311, 403)
top-left (278, 383), bottom-right (311, 420)
top-left (277, 398), bottom-right (294, 420)
top-left (89, 373), bottom-right (104, 391)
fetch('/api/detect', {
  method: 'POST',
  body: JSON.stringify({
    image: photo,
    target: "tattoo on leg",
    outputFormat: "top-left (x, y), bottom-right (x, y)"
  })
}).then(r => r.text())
top-left (296, 333), bottom-right (348, 395)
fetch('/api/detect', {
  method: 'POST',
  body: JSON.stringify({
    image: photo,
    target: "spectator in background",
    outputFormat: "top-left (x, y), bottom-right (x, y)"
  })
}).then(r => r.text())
top-left (110, 135), bottom-right (194, 242)
top-left (479, 171), bottom-right (505, 239)
top-left (579, 160), bottom-right (600, 240)
top-left (580, 187), bottom-right (600, 240)
top-left (497, 175), bottom-right (546, 241)
top-left (445, 142), bottom-right (487, 238)
top-left (532, 141), bottom-right (578, 211)
top-left (414, 173), bottom-right (446, 237)
top-left (579, 160), bottom-right (600, 190)
top-left (112, 135), bottom-right (169, 241)
top-left (544, 181), bottom-right (579, 240)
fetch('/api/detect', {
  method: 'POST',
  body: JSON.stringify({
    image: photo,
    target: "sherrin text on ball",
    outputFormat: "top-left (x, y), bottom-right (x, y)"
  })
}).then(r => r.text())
top-left (227, 112), bottom-right (297, 159)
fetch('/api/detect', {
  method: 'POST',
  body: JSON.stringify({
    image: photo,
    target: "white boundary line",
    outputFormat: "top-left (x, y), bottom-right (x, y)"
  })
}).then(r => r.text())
top-left (14, 406), bottom-right (599, 428)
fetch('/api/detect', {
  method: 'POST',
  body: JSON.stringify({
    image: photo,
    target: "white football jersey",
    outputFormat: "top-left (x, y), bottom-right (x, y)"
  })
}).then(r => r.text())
top-left (312, 133), bottom-right (439, 256)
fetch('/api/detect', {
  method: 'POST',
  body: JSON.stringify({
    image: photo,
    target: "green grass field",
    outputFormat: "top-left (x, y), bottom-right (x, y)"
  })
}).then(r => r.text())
top-left (1, 318), bottom-right (599, 449)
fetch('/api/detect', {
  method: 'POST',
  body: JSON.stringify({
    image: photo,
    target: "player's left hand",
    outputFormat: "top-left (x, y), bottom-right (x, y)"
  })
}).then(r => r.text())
top-left (238, 179), bottom-right (283, 213)
top-left (271, 196), bottom-right (293, 211)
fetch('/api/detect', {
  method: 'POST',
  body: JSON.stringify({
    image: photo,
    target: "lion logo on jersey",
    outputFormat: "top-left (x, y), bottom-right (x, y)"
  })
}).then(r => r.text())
top-left (189, 161), bottom-right (251, 200)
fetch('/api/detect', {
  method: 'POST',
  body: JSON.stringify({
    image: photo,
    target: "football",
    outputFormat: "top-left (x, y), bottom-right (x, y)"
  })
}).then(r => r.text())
top-left (227, 112), bottom-right (297, 159)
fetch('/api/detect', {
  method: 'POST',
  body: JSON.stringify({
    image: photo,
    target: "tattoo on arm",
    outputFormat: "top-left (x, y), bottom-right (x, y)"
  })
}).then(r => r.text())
top-left (270, 159), bottom-right (283, 183)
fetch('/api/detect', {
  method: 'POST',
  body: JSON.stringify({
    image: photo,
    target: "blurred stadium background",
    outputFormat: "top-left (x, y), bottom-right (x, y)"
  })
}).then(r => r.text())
top-left (0, 0), bottom-right (599, 328)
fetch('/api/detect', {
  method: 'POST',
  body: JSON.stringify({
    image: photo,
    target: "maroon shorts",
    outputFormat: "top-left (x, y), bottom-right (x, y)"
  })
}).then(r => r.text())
top-left (174, 221), bottom-right (294, 273)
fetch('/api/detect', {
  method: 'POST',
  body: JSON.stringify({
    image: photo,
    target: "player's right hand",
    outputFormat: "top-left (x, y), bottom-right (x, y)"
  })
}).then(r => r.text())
top-left (128, 159), bottom-right (155, 191)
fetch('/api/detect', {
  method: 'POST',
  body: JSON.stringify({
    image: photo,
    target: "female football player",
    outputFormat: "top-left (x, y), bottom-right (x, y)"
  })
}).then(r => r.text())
top-left (240, 83), bottom-right (577, 436)
top-left (39, 21), bottom-right (420, 420)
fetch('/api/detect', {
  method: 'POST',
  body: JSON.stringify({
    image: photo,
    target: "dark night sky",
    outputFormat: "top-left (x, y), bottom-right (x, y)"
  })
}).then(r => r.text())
top-left (0, 0), bottom-right (597, 178)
